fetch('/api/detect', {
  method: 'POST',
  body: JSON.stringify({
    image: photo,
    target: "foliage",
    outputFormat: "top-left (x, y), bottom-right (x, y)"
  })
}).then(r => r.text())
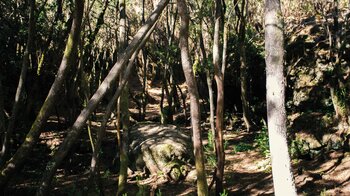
top-left (101, 169), bottom-right (111, 179)
top-left (335, 87), bottom-right (349, 108)
top-left (290, 139), bottom-right (309, 159)
top-left (219, 189), bottom-right (228, 196)
top-left (320, 188), bottom-right (329, 196)
top-left (156, 189), bottom-right (162, 196)
top-left (232, 142), bottom-right (254, 154)
top-left (254, 125), bottom-right (270, 157)
top-left (136, 175), bottom-right (148, 196)
top-left (204, 130), bottom-right (217, 167)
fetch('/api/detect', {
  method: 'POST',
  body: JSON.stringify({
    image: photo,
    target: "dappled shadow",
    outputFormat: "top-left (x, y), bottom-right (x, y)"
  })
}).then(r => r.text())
top-left (294, 150), bottom-right (350, 195)
top-left (227, 171), bottom-right (273, 195)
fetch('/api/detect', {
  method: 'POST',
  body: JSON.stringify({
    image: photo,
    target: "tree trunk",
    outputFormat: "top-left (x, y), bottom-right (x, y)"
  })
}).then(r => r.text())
top-left (0, 0), bottom-right (35, 164)
top-left (177, 0), bottom-right (208, 195)
top-left (117, 0), bottom-right (130, 194)
top-left (36, 1), bottom-right (169, 194)
top-left (91, 22), bottom-right (156, 195)
top-left (238, 0), bottom-right (255, 132)
top-left (0, 79), bottom-right (5, 159)
top-left (213, 0), bottom-right (225, 194)
top-left (265, 0), bottom-right (297, 195)
top-left (329, 0), bottom-right (350, 132)
top-left (199, 30), bottom-right (215, 148)
top-left (0, 0), bottom-right (83, 189)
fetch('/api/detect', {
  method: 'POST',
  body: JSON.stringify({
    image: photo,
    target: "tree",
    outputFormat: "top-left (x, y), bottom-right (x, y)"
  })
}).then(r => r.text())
top-left (0, 79), bottom-right (4, 157)
top-left (264, 0), bottom-right (297, 195)
top-left (327, 0), bottom-right (350, 138)
top-left (117, 0), bottom-right (130, 194)
top-left (0, 0), bottom-right (35, 165)
top-left (36, 0), bottom-right (170, 194)
top-left (0, 0), bottom-right (84, 189)
top-left (177, 0), bottom-right (208, 195)
top-left (213, 0), bottom-right (225, 194)
top-left (236, 0), bottom-right (256, 132)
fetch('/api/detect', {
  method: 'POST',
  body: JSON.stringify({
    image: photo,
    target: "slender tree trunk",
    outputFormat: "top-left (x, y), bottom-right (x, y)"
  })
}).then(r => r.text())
top-left (36, 1), bottom-right (169, 194)
top-left (0, 79), bottom-right (5, 158)
top-left (238, 0), bottom-right (255, 132)
top-left (213, 0), bottom-right (225, 194)
top-left (37, 0), bottom-right (64, 75)
top-left (0, 0), bottom-right (35, 164)
top-left (0, 0), bottom-right (83, 189)
top-left (177, 0), bottom-right (208, 195)
top-left (117, 0), bottom-right (130, 194)
top-left (141, 51), bottom-right (148, 120)
top-left (222, 21), bottom-right (227, 77)
top-left (140, 0), bottom-right (148, 121)
top-left (199, 31), bottom-right (215, 147)
top-left (265, 0), bottom-right (297, 195)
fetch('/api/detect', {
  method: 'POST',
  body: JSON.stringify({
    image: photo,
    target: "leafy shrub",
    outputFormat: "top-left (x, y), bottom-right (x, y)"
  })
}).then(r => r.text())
top-left (233, 142), bottom-right (254, 153)
top-left (254, 126), bottom-right (270, 157)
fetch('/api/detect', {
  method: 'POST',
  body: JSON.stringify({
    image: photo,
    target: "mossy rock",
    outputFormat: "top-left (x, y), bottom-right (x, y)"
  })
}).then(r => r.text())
top-left (129, 123), bottom-right (193, 182)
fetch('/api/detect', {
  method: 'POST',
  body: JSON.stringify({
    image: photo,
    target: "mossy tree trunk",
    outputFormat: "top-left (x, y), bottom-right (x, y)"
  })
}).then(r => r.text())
top-left (36, 1), bottom-right (169, 194)
top-left (329, 0), bottom-right (350, 133)
top-left (0, 0), bottom-right (84, 190)
top-left (0, 0), bottom-right (36, 165)
top-left (265, 0), bottom-right (297, 195)
top-left (177, 0), bottom-right (208, 195)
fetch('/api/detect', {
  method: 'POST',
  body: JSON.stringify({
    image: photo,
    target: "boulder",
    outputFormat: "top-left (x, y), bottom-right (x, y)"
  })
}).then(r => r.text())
top-left (129, 123), bottom-right (193, 182)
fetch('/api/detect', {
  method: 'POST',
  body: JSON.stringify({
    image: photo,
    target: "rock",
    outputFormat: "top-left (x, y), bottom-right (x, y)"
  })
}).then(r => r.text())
top-left (129, 122), bottom-right (193, 182)
top-left (184, 169), bottom-right (197, 183)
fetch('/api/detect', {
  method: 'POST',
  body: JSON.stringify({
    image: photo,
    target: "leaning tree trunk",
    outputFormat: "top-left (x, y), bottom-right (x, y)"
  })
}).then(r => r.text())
top-left (177, 0), bottom-right (208, 195)
top-left (0, 0), bottom-right (83, 189)
top-left (265, 0), bottom-right (297, 195)
top-left (36, 1), bottom-right (169, 195)
top-left (0, 0), bottom-right (35, 165)
top-left (91, 21), bottom-right (156, 189)
top-left (213, 0), bottom-right (225, 194)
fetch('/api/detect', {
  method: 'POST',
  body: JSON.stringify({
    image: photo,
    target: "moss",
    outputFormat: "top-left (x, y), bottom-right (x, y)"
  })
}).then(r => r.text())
top-left (169, 167), bottom-right (181, 181)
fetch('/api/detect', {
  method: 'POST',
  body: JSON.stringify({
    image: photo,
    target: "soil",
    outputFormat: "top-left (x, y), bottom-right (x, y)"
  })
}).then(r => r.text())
top-left (3, 83), bottom-right (350, 196)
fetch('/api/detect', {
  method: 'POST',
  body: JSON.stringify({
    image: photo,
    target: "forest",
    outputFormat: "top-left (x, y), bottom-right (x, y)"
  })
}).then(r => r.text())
top-left (0, 0), bottom-right (350, 195)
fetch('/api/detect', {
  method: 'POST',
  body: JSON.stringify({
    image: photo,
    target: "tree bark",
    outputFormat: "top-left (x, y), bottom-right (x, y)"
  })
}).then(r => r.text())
top-left (329, 0), bottom-right (350, 132)
top-left (0, 79), bottom-right (4, 160)
top-left (0, 0), bottom-right (83, 189)
top-left (238, 0), bottom-right (256, 132)
top-left (265, 0), bottom-right (297, 195)
top-left (199, 30), bottom-right (215, 149)
top-left (117, 0), bottom-right (130, 194)
top-left (177, 0), bottom-right (208, 195)
top-left (91, 22), bottom-right (155, 189)
top-left (36, 1), bottom-right (169, 194)
top-left (213, 0), bottom-right (225, 194)
top-left (0, 0), bottom-right (35, 164)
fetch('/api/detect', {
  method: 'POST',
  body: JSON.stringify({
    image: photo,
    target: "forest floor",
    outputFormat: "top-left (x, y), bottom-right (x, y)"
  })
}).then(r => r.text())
top-left (4, 83), bottom-right (350, 196)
